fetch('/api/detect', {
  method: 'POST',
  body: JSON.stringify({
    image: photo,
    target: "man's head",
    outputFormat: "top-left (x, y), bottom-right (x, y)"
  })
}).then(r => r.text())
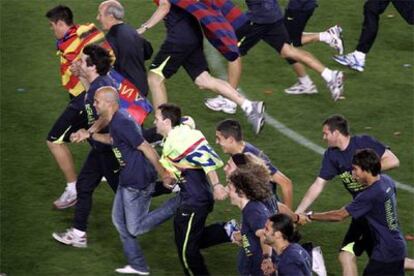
top-left (154, 103), bottom-right (181, 136)
top-left (322, 114), bottom-right (350, 147)
top-left (97, 0), bottom-right (124, 31)
top-left (45, 5), bottom-right (74, 39)
top-left (80, 44), bottom-right (112, 78)
top-left (216, 119), bottom-right (243, 154)
top-left (352, 149), bottom-right (381, 184)
top-left (227, 155), bottom-right (271, 206)
top-left (94, 86), bottom-right (119, 116)
top-left (262, 214), bottom-right (299, 246)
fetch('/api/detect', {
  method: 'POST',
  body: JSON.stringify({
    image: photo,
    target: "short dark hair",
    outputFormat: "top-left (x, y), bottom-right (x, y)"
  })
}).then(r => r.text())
top-left (322, 114), bottom-right (349, 136)
top-left (46, 5), bottom-right (74, 25)
top-left (216, 119), bottom-right (243, 141)
top-left (352, 149), bottom-right (381, 176)
top-left (158, 103), bottom-right (181, 127)
top-left (269, 213), bottom-right (301, 243)
top-left (83, 45), bottom-right (112, 76)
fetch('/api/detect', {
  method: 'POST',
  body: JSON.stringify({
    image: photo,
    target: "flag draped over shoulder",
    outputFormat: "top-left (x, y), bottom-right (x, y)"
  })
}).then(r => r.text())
top-left (57, 23), bottom-right (107, 97)
top-left (155, 0), bottom-right (248, 61)
top-left (160, 125), bottom-right (223, 180)
top-left (108, 69), bottom-right (153, 125)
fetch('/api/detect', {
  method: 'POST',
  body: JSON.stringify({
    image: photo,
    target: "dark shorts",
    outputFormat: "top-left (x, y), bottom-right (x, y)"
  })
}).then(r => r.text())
top-left (341, 217), bottom-right (374, 257)
top-left (236, 19), bottom-right (290, 55)
top-left (47, 92), bottom-right (87, 143)
top-left (363, 259), bottom-right (404, 276)
top-left (149, 41), bottom-right (209, 81)
top-left (284, 8), bottom-right (316, 47)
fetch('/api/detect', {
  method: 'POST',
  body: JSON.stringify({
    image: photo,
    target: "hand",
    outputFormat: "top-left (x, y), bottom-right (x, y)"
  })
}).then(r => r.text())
top-left (162, 174), bottom-right (175, 189)
top-left (261, 258), bottom-right (275, 275)
top-left (213, 184), bottom-right (228, 200)
top-left (232, 230), bottom-right (242, 245)
top-left (296, 213), bottom-right (311, 225)
top-left (70, 129), bottom-right (90, 143)
top-left (137, 25), bottom-right (148, 35)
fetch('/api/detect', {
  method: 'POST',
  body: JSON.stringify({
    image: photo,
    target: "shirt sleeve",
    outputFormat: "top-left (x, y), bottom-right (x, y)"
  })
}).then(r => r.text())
top-left (318, 150), bottom-right (338, 180)
top-left (245, 206), bottom-right (268, 233)
top-left (345, 192), bottom-right (373, 219)
top-left (361, 135), bottom-right (387, 157)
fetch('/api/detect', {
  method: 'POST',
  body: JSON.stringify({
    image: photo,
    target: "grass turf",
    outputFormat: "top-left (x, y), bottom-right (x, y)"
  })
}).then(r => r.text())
top-left (1, 0), bottom-right (413, 275)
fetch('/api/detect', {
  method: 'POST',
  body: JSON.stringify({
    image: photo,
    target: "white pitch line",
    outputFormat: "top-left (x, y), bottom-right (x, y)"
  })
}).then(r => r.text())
top-left (205, 43), bottom-right (414, 194)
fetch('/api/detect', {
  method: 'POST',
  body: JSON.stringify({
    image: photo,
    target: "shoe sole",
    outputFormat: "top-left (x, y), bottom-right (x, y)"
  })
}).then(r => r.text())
top-left (52, 233), bottom-right (87, 248)
top-left (115, 268), bottom-right (150, 275)
top-left (284, 90), bottom-right (318, 95)
top-left (53, 199), bottom-right (77, 209)
top-left (204, 101), bottom-right (237, 114)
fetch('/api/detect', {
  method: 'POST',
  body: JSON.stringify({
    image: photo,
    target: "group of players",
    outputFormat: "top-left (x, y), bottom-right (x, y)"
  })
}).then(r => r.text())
top-left (44, 0), bottom-right (413, 275)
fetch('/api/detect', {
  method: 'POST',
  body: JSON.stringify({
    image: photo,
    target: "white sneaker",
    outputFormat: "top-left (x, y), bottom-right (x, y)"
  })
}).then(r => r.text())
top-left (326, 25), bottom-right (344, 55)
top-left (246, 101), bottom-right (265, 135)
top-left (115, 265), bottom-right (149, 275)
top-left (224, 219), bottom-right (240, 242)
top-left (284, 82), bottom-right (318, 95)
top-left (52, 228), bottom-right (87, 248)
top-left (327, 71), bottom-right (344, 101)
top-left (333, 52), bottom-right (365, 72)
top-left (312, 246), bottom-right (327, 276)
top-left (204, 95), bottom-right (237, 114)
top-left (53, 187), bottom-right (77, 209)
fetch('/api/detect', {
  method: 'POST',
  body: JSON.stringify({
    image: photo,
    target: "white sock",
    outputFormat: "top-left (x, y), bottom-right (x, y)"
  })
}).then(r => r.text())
top-left (73, 228), bottom-right (86, 237)
top-left (321, 68), bottom-right (333, 83)
top-left (353, 50), bottom-right (366, 60)
top-left (241, 99), bottom-right (253, 114)
top-left (319, 31), bottom-right (331, 43)
top-left (67, 181), bottom-right (76, 192)
top-left (299, 75), bottom-right (312, 86)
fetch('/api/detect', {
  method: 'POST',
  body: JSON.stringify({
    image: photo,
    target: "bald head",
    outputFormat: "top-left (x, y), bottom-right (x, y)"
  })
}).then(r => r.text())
top-left (99, 0), bottom-right (124, 20)
top-left (94, 86), bottom-right (119, 117)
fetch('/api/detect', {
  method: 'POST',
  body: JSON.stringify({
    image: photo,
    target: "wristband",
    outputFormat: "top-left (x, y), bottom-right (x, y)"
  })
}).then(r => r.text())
top-left (306, 211), bottom-right (313, 221)
top-left (263, 253), bottom-right (271, 259)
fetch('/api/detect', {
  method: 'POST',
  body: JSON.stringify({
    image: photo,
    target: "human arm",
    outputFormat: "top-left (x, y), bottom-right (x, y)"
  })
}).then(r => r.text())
top-left (206, 170), bottom-right (228, 200)
top-left (295, 177), bottom-right (328, 213)
top-left (256, 229), bottom-right (276, 275)
top-left (278, 202), bottom-right (308, 225)
top-left (272, 171), bottom-right (293, 209)
top-left (381, 149), bottom-right (400, 171)
top-left (308, 207), bottom-right (350, 222)
top-left (138, 141), bottom-right (173, 186)
top-left (137, 0), bottom-right (171, 34)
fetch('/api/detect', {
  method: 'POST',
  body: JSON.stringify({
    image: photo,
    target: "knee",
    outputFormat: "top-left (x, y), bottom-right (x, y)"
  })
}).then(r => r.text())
top-left (194, 72), bottom-right (211, 90)
top-left (148, 72), bottom-right (164, 88)
top-left (280, 44), bottom-right (293, 59)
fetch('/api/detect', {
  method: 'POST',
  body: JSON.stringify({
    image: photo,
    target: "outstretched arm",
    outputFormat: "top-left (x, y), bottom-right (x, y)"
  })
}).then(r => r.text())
top-left (295, 177), bottom-right (328, 213)
top-left (309, 207), bottom-right (349, 222)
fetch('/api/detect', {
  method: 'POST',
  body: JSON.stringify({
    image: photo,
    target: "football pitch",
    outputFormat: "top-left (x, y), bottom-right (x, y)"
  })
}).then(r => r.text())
top-left (1, 0), bottom-right (413, 275)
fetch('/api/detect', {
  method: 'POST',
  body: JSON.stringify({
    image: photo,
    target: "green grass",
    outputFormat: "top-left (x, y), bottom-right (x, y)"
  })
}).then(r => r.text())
top-left (1, 0), bottom-right (413, 275)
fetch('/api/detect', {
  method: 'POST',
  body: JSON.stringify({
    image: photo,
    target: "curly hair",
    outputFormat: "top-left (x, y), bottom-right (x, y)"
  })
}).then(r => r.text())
top-left (229, 165), bottom-right (271, 201)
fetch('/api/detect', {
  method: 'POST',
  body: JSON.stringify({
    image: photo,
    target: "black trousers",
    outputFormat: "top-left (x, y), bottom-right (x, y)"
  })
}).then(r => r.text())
top-left (357, 0), bottom-right (414, 53)
top-left (174, 205), bottom-right (230, 276)
top-left (73, 149), bottom-right (119, 231)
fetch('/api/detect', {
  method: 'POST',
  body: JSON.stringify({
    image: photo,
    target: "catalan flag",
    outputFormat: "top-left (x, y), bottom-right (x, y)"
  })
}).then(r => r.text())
top-left (108, 69), bottom-right (152, 125)
top-left (57, 23), bottom-right (110, 97)
top-left (154, 0), bottom-right (248, 61)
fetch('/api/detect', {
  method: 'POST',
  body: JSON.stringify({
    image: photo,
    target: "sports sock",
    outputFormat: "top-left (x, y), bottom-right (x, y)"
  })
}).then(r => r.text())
top-left (241, 99), bottom-right (253, 114)
top-left (299, 75), bottom-right (313, 86)
top-left (321, 68), bottom-right (333, 83)
top-left (67, 181), bottom-right (77, 192)
top-left (319, 31), bottom-right (331, 43)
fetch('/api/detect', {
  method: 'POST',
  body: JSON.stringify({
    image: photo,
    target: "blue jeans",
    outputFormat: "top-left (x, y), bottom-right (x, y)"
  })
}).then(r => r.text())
top-left (112, 183), bottom-right (181, 271)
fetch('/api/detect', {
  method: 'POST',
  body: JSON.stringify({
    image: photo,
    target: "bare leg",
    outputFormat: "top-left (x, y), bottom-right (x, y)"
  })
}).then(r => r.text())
top-left (148, 71), bottom-right (168, 109)
top-left (195, 71), bottom-right (246, 106)
top-left (292, 62), bottom-right (307, 78)
top-left (301, 33), bottom-right (320, 45)
top-left (338, 251), bottom-right (358, 276)
top-left (280, 43), bottom-right (325, 74)
top-left (47, 141), bottom-right (77, 183)
top-left (227, 57), bottom-right (242, 89)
